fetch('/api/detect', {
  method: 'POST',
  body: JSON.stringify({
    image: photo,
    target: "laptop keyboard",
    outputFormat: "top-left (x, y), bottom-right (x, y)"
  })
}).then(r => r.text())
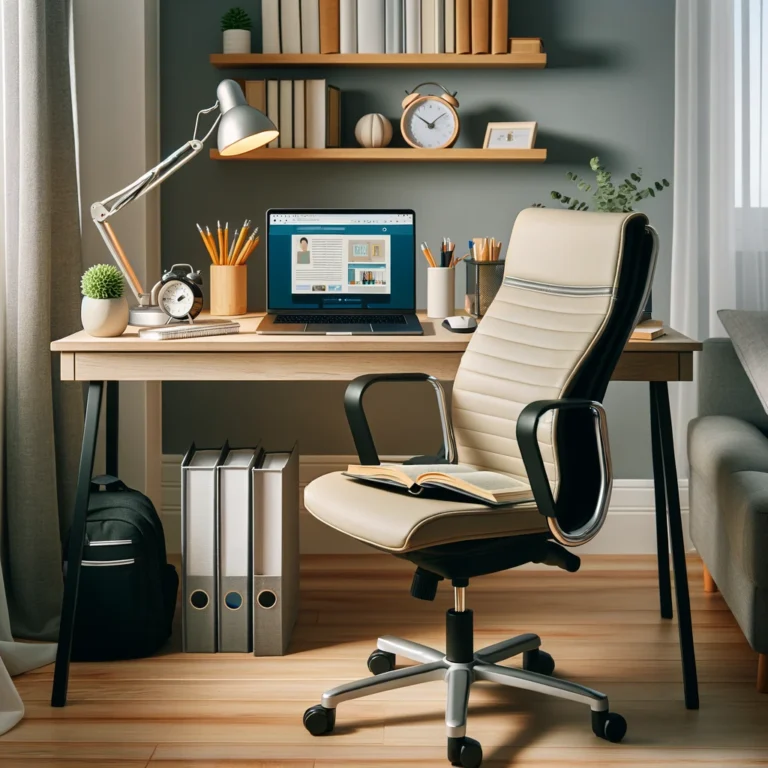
top-left (275, 314), bottom-right (408, 325)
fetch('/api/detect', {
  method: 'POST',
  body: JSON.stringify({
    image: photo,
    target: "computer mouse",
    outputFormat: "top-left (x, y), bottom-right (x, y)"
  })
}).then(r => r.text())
top-left (442, 316), bottom-right (478, 333)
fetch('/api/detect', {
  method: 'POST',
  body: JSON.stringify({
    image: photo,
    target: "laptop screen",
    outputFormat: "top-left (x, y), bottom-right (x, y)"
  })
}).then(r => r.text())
top-left (267, 209), bottom-right (416, 311)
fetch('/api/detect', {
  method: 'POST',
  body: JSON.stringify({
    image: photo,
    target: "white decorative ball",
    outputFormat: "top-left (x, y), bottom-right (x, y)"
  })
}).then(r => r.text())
top-left (354, 113), bottom-right (393, 148)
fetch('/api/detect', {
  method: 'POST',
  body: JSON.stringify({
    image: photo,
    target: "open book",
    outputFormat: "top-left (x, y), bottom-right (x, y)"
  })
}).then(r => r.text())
top-left (344, 463), bottom-right (534, 506)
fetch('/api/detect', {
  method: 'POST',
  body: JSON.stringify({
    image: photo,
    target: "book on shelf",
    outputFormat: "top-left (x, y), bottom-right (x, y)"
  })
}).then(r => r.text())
top-left (510, 37), bottom-right (543, 53)
top-left (445, 0), bottom-right (455, 53)
top-left (339, 0), bottom-right (357, 52)
top-left (279, 80), bottom-right (294, 148)
top-left (456, 0), bottom-right (471, 54)
top-left (385, 0), bottom-right (404, 53)
top-left (244, 80), bottom-right (266, 112)
top-left (305, 79), bottom-right (342, 148)
top-left (471, 0), bottom-right (490, 53)
top-left (491, 0), bottom-right (508, 54)
top-left (280, 0), bottom-right (302, 53)
top-left (345, 463), bottom-right (534, 506)
top-left (358, 0), bottom-right (386, 53)
top-left (434, 0), bottom-right (445, 53)
top-left (630, 319), bottom-right (666, 341)
top-left (404, 0), bottom-right (421, 53)
top-left (319, 0), bottom-right (341, 53)
top-left (300, 0), bottom-right (321, 53)
top-left (421, 0), bottom-right (436, 54)
top-left (293, 80), bottom-right (306, 148)
top-left (266, 80), bottom-right (280, 147)
top-left (262, 0), bottom-right (281, 53)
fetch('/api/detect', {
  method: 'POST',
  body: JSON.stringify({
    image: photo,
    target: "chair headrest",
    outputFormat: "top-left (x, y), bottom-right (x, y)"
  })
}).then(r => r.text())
top-left (504, 208), bottom-right (649, 290)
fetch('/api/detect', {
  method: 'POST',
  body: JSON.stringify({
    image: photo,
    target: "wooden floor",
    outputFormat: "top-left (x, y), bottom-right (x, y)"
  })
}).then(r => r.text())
top-left (4, 555), bottom-right (768, 767)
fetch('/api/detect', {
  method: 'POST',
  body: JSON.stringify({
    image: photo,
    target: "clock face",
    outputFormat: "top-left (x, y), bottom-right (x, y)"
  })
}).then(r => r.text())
top-left (402, 97), bottom-right (459, 149)
top-left (159, 280), bottom-right (196, 319)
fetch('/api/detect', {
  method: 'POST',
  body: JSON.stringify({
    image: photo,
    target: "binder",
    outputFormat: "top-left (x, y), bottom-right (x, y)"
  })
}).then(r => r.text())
top-left (471, 0), bottom-right (489, 53)
top-left (490, 0), bottom-right (508, 54)
top-left (252, 445), bottom-right (299, 656)
top-left (181, 443), bottom-right (228, 653)
top-left (217, 448), bottom-right (262, 653)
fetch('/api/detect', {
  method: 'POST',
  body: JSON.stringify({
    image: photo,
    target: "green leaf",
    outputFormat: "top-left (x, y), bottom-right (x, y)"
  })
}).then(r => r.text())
top-left (649, 188), bottom-right (655, 197)
top-left (630, 172), bottom-right (641, 182)
top-left (654, 181), bottom-right (663, 191)
top-left (551, 191), bottom-right (562, 199)
top-left (561, 196), bottom-right (571, 204)
top-left (663, 179), bottom-right (670, 186)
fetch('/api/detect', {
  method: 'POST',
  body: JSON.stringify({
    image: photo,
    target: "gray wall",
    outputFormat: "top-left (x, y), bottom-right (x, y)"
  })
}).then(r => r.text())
top-left (161, 0), bottom-right (675, 478)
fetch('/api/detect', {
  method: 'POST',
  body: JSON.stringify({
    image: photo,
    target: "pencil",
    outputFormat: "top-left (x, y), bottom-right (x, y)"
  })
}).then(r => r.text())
top-left (242, 235), bottom-right (259, 264)
top-left (223, 222), bottom-right (229, 264)
top-left (230, 220), bottom-right (249, 265)
top-left (217, 220), bottom-right (224, 263)
top-left (197, 223), bottom-right (217, 264)
top-left (235, 230), bottom-right (258, 265)
top-left (228, 228), bottom-right (239, 264)
top-left (420, 242), bottom-right (436, 268)
top-left (205, 226), bottom-right (218, 265)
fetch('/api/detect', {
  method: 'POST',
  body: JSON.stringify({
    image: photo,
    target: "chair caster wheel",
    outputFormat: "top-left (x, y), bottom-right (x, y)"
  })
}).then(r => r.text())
top-left (523, 649), bottom-right (555, 676)
top-left (447, 736), bottom-right (483, 767)
top-left (303, 704), bottom-right (336, 736)
top-left (592, 711), bottom-right (627, 743)
top-left (367, 649), bottom-right (396, 675)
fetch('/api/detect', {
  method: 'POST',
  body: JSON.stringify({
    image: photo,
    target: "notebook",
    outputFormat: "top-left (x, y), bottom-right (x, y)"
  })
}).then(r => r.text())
top-left (138, 322), bottom-right (240, 340)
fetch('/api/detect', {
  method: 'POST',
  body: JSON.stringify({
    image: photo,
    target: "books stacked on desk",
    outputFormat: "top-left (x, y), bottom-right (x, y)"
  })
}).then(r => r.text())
top-left (630, 319), bottom-right (667, 341)
top-left (240, 79), bottom-right (340, 149)
top-left (181, 442), bottom-right (299, 655)
top-left (261, 0), bottom-right (515, 55)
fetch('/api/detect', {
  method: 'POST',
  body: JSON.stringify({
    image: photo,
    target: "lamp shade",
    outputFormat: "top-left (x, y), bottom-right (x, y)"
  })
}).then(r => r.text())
top-left (216, 79), bottom-right (279, 156)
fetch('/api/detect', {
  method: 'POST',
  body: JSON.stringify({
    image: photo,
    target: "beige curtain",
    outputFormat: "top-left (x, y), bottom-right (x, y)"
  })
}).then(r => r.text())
top-left (0, 0), bottom-right (84, 733)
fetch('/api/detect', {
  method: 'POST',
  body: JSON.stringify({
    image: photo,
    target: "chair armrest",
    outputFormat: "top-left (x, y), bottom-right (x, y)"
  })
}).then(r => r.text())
top-left (516, 398), bottom-right (613, 546)
top-left (344, 373), bottom-right (456, 465)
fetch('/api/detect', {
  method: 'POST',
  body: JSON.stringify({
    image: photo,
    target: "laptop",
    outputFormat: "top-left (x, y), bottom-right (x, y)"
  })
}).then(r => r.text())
top-left (257, 209), bottom-right (423, 335)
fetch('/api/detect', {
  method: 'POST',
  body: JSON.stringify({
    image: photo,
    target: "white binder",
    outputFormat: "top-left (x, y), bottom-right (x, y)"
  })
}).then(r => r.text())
top-left (217, 447), bottom-right (262, 653)
top-left (252, 444), bottom-right (299, 656)
top-left (181, 443), bottom-right (228, 653)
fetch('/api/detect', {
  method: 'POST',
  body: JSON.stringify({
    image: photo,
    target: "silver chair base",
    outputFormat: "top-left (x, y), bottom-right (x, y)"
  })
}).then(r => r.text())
top-left (320, 632), bottom-right (608, 740)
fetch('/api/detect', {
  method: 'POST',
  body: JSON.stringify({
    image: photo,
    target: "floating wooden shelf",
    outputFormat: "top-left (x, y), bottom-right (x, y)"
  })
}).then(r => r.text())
top-left (210, 52), bottom-right (547, 69)
top-left (210, 148), bottom-right (547, 163)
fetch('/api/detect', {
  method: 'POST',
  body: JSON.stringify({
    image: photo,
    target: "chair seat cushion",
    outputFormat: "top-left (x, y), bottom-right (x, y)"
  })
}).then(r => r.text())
top-left (303, 472), bottom-right (549, 553)
top-left (689, 415), bottom-right (768, 588)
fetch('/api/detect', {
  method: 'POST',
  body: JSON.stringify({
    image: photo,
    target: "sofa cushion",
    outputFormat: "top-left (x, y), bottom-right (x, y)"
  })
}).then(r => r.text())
top-left (689, 415), bottom-right (768, 588)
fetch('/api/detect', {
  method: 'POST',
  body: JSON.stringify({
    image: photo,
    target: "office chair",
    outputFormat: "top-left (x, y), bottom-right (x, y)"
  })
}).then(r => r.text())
top-left (301, 208), bottom-right (657, 768)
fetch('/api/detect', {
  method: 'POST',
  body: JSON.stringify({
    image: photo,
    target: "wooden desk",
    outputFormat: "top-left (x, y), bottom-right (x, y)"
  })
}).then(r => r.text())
top-left (50, 314), bottom-right (702, 710)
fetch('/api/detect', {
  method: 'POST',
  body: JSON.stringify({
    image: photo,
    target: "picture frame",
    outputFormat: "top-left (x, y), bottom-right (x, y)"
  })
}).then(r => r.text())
top-left (483, 122), bottom-right (538, 150)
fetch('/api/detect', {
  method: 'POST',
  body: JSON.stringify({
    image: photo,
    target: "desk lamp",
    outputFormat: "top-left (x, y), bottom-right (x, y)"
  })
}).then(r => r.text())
top-left (90, 79), bottom-right (278, 326)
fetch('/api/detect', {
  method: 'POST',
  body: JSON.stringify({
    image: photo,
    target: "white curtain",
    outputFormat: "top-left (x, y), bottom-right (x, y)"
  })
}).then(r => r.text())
top-left (671, 0), bottom-right (768, 458)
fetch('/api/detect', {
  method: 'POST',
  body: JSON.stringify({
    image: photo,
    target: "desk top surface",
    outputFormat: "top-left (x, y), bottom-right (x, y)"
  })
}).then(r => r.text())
top-left (51, 312), bottom-right (702, 354)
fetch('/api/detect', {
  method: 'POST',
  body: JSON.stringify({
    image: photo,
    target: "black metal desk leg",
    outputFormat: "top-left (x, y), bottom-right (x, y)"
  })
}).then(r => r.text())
top-left (51, 381), bottom-right (104, 707)
top-left (651, 381), bottom-right (699, 710)
top-left (106, 381), bottom-right (119, 477)
top-left (650, 386), bottom-right (673, 620)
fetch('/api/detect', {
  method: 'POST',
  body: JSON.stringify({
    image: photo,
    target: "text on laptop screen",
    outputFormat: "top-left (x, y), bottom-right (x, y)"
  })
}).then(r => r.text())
top-left (267, 211), bottom-right (415, 311)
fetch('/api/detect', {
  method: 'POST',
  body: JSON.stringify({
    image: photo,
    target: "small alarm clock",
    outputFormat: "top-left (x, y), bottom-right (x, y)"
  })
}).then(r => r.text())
top-left (155, 263), bottom-right (203, 323)
top-left (401, 82), bottom-right (460, 150)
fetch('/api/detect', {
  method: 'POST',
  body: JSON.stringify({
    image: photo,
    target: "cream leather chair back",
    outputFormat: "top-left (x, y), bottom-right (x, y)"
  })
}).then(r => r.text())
top-left (452, 209), bottom-right (654, 535)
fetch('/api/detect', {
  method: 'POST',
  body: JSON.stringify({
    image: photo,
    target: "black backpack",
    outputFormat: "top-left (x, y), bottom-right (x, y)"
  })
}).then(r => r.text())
top-left (66, 475), bottom-right (179, 661)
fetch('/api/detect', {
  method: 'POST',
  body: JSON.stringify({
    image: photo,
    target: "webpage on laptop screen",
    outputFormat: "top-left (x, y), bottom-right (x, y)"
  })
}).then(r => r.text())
top-left (268, 212), bottom-right (415, 310)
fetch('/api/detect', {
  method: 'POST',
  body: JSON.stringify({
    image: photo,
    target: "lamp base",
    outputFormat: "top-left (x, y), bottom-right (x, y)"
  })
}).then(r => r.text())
top-left (129, 305), bottom-right (171, 327)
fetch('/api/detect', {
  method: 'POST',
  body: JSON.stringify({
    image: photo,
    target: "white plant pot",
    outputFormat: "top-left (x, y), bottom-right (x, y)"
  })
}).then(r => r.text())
top-left (81, 296), bottom-right (129, 337)
top-left (223, 29), bottom-right (251, 54)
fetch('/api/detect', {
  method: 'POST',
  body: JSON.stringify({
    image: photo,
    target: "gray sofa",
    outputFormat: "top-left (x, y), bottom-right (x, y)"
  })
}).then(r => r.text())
top-left (688, 338), bottom-right (768, 693)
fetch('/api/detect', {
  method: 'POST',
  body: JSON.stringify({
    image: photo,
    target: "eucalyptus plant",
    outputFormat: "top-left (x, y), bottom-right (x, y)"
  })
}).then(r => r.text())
top-left (537, 157), bottom-right (670, 212)
top-left (221, 7), bottom-right (252, 31)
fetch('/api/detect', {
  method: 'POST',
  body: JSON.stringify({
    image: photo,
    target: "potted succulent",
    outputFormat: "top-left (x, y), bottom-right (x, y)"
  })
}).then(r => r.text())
top-left (222, 7), bottom-right (252, 54)
top-left (80, 264), bottom-right (129, 337)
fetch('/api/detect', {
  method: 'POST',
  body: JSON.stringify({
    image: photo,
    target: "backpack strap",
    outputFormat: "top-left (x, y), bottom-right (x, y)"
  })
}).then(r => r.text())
top-left (91, 474), bottom-right (129, 493)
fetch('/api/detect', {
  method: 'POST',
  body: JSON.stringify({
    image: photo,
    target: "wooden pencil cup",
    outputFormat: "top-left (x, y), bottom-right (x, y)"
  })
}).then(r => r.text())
top-left (210, 265), bottom-right (248, 316)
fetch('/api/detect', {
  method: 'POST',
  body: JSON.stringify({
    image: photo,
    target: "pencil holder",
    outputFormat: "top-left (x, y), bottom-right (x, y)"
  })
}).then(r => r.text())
top-left (210, 265), bottom-right (248, 316)
top-left (466, 259), bottom-right (505, 317)
top-left (427, 267), bottom-right (455, 319)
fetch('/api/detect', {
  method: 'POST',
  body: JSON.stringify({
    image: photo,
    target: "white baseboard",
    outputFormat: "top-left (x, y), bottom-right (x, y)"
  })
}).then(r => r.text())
top-left (161, 454), bottom-right (690, 556)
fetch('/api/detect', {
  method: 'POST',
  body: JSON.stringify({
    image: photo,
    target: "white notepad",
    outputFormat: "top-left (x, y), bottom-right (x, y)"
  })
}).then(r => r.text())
top-left (138, 322), bottom-right (240, 340)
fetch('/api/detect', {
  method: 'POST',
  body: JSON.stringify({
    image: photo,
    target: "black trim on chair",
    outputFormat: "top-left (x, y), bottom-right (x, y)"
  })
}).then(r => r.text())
top-left (345, 373), bottom-right (455, 465)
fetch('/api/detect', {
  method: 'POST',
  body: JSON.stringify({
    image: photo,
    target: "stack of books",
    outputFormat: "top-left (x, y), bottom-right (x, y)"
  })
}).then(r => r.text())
top-left (241, 79), bottom-right (340, 149)
top-left (261, 0), bottom-right (517, 55)
top-left (181, 442), bottom-right (299, 655)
